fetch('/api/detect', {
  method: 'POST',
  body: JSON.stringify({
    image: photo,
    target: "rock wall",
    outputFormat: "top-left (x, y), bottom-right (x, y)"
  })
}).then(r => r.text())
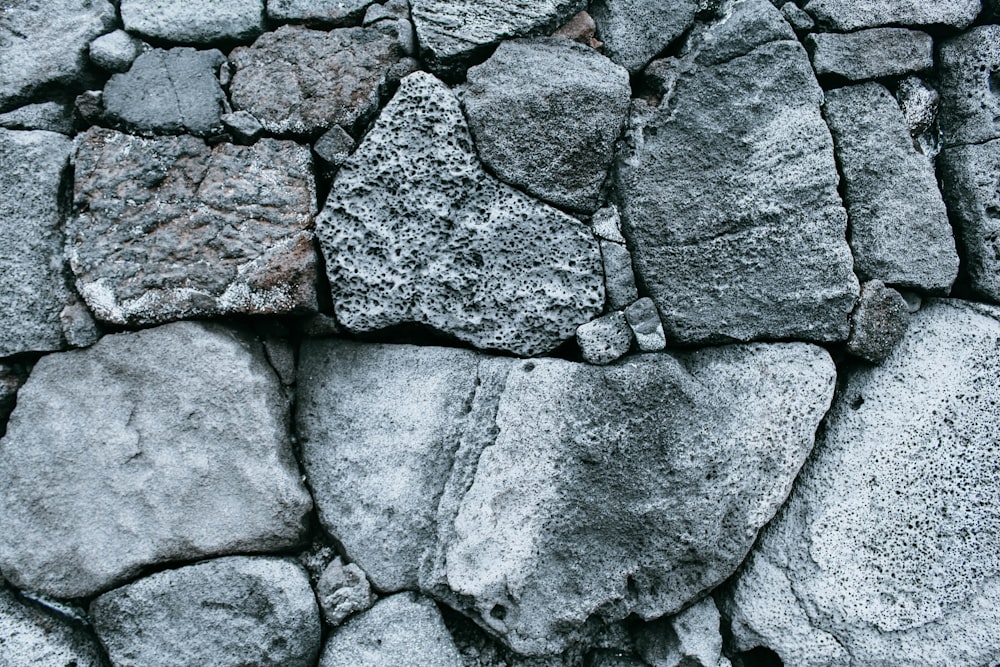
top-left (1, 0), bottom-right (998, 665)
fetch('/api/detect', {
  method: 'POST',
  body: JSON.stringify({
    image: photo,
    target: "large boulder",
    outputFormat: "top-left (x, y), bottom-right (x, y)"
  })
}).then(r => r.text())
top-left (0, 322), bottom-right (313, 599)
top-left (802, 0), bottom-right (980, 30)
top-left (0, 584), bottom-right (105, 666)
top-left (316, 72), bottom-right (603, 356)
top-left (721, 299), bottom-right (1000, 667)
top-left (589, 0), bottom-right (698, 73)
top-left (120, 0), bottom-right (265, 44)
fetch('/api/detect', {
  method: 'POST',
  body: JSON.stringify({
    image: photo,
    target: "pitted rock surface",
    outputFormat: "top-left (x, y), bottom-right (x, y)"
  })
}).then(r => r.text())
top-left (0, 585), bottom-right (105, 666)
top-left (938, 25), bottom-right (1000, 147)
top-left (589, 0), bottom-right (698, 73)
top-left (316, 72), bottom-right (604, 357)
top-left (69, 128), bottom-right (318, 326)
top-left (807, 29), bottom-right (934, 82)
top-left (120, 0), bottom-right (265, 44)
top-left (0, 322), bottom-right (313, 599)
top-left (802, 0), bottom-right (980, 30)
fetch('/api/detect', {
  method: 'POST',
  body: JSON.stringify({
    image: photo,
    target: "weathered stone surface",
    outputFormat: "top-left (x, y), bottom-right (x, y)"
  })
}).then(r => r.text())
top-left (0, 322), bottom-right (313, 599)
top-left (69, 128), bottom-right (318, 326)
top-left (464, 38), bottom-right (630, 213)
top-left (120, 0), bottom-right (265, 44)
top-left (0, 584), bottom-right (105, 666)
top-left (938, 26), bottom-right (1000, 147)
top-left (267, 0), bottom-right (374, 26)
top-left (229, 24), bottom-right (403, 136)
top-left (0, 101), bottom-right (75, 134)
top-left (635, 598), bottom-right (731, 667)
top-left (0, 363), bottom-right (28, 436)
top-left (103, 48), bottom-right (228, 137)
top-left (89, 30), bottom-right (145, 73)
top-left (576, 312), bottom-right (633, 365)
top-left (625, 297), bottom-right (666, 352)
top-left (590, 0), bottom-right (698, 73)
top-left (617, 0), bottom-right (858, 344)
top-left (316, 72), bottom-right (603, 357)
top-left (592, 205), bottom-right (626, 244)
top-left (781, 2), bottom-right (814, 31)
top-left (721, 299), bottom-right (1000, 667)
top-left (317, 557), bottom-right (376, 626)
top-left (896, 76), bottom-right (939, 140)
top-left (803, 0), bottom-right (980, 30)
top-left (846, 280), bottom-right (909, 364)
top-left (221, 110), bottom-right (264, 142)
top-left (808, 29), bottom-right (933, 81)
top-left (0, 129), bottom-right (77, 358)
top-left (0, 0), bottom-right (115, 111)
top-left (320, 593), bottom-right (464, 667)
top-left (313, 125), bottom-right (356, 169)
top-left (92, 557), bottom-right (321, 667)
top-left (824, 82), bottom-right (958, 292)
top-left (601, 241), bottom-right (638, 310)
top-left (552, 10), bottom-right (602, 49)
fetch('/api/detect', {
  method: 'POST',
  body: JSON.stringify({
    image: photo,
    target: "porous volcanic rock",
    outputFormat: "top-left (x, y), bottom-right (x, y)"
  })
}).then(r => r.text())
top-left (120, 0), bottom-right (265, 44)
top-left (634, 598), bottom-right (731, 667)
top-left (846, 280), bottom-right (910, 364)
top-left (0, 584), bottom-right (105, 666)
top-left (576, 312), bottom-right (633, 365)
top-left (802, 0), bottom-right (980, 30)
top-left (938, 25), bottom-right (1000, 147)
top-left (0, 101), bottom-right (76, 135)
top-left (807, 29), bottom-right (934, 81)
top-left (589, 0), bottom-right (698, 73)
top-left (267, 0), bottom-right (374, 26)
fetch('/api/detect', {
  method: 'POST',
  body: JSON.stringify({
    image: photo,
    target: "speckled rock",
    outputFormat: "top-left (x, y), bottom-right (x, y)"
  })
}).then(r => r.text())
top-left (576, 312), bottom-right (633, 365)
top-left (601, 241), bottom-right (638, 310)
top-left (0, 363), bottom-right (28, 435)
top-left (120, 0), bottom-right (265, 44)
top-left (938, 26), bottom-right (1000, 147)
top-left (89, 30), bottom-right (146, 73)
top-left (221, 110), bottom-right (264, 142)
top-left (590, 0), bottom-right (697, 74)
top-left (0, 584), bottom-right (105, 666)
top-left (316, 72), bottom-right (603, 357)
top-left (267, 0), bottom-right (374, 26)
top-left (807, 29), bottom-right (933, 81)
top-left (781, 2), bottom-right (814, 31)
top-left (625, 298), bottom-right (666, 352)
top-left (635, 598), bottom-right (731, 667)
top-left (896, 76), bottom-right (939, 139)
top-left (0, 322), bottom-right (313, 599)
top-left (69, 128), bottom-right (318, 326)
top-left (802, 0), bottom-right (980, 30)
top-left (0, 101), bottom-right (75, 135)
top-left (592, 205), bottom-right (627, 244)
top-left (313, 125), bottom-right (356, 170)
top-left (317, 558), bottom-right (376, 626)
top-left (846, 280), bottom-right (910, 364)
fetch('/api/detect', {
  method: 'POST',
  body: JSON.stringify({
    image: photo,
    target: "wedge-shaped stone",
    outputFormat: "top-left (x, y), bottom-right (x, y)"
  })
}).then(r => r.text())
top-left (589, 0), bottom-right (698, 73)
top-left (803, 0), bottom-right (980, 30)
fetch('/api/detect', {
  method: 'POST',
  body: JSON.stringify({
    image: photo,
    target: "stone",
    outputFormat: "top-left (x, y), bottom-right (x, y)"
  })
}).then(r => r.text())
top-left (635, 598), bottom-right (731, 667)
top-left (846, 280), bottom-right (909, 364)
top-left (464, 38), bottom-right (630, 213)
top-left (0, 129), bottom-right (77, 358)
top-left (316, 72), bottom-right (603, 357)
top-left (363, 1), bottom-right (417, 55)
top-left (601, 241), bottom-right (639, 310)
top-left (59, 299), bottom-right (100, 348)
top-left (0, 362), bottom-right (28, 435)
top-left (807, 29), bottom-right (933, 81)
top-left (103, 47), bottom-right (228, 137)
top-left (316, 558), bottom-right (377, 626)
top-left (823, 82), bottom-right (958, 292)
top-left (720, 299), bottom-right (1000, 667)
top-left (0, 584), bottom-right (105, 666)
top-left (74, 90), bottom-right (103, 125)
top-left (552, 11), bottom-right (602, 49)
top-left (781, 2), bottom-right (814, 31)
top-left (229, 24), bottom-right (403, 137)
top-left (120, 0), bottom-right (265, 45)
top-left (221, 110), bottom-right (264, 142)
top-left (576, 312), bottom-right (633, 365)
top-left (69, 128), bottom-right (319, 326)
top-left (592, 205), bottom-right (627, 244)
top-left (896, 76), bottom-right (940, 139)
top-left (589, 0), bottom-right (699, 73)
top-left (313, 125), bottom-right (356, 168)
top-left (320, 593), bottom-right (464, 667)
top-left (89, 29), bottom-right (145, 73)
top-left (938, 26), bottom-right (1000, 147)
top-left (803, 0), bottom-right (980, 30)
top-left (267, 0), bottom-right (374, 26)
top-left (411, 0), bottom-right (586, 77)
top-left (91, 557), bottom-right (321, 667)
top-left (0, 322), bottom-right (313, 599)
top-left (617, 0), bottom-right (858, 344)
top-left (0, 101), bottom-right (75, 134)
top-left (625, 297), bottom-right (666, 352)
top-left (0, 0), bottom-right (116, 111)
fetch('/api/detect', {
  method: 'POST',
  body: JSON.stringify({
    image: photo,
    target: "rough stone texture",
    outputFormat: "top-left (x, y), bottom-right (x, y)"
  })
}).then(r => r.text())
top-left (316, 72), bottom-right (603, 357)
top-left (0, 363), bottom-right (28, 435)
top-left (411, 0), bottom-right (586, 77)
top-left (464, 38), bottom-right (630, 213)
top-left (592, 205), bottom-right (627, 244)
top-left (320, 593), bottom-right (464, 667)
top-left (824, 83), bottom-right (958, 292)
top-left (0, 585), bottom-right (105, 666)
top-left (0, 322), bottom-right (313, 599)
top-left (781, 2), bottom-right (814, 31)
top-left (120, 0), bottom-right (265, 44)
top-left (221, 110), bottom-right (264, 142)
top-left (91, 557), bottom-right (321, 667)
top-left (601, 241), bottom-right (639, 310)
top-left (74, 89), bottom-right (103, 125)
top-left (590, 0), bottom-right (699, 74)
top-left (803, 0), bottom-right (980, 30)
top-left (635, 598), bottom-right (731, 667)
top-left (69, 128), bottom-right (318, 326)
top-left (267, 0), bottom-right (374, 26)
top-left (617, 0), bottom-right (858, 344)
top-left (103, 48), bottom-right (228, 137)
top-left (721, 299), bottom-right (1000, 667)
top-left (938, 26), bottom-right (1000, 147)
top-left (625, 297), bottom-right (666, 352)
top-left (0, 101), bottom-right (75, 135)
top-left (317, 557), bottom-right (376, 626)
top-left (0, 0), bottom-right (116, 111)
top-left (0, 129), bottom-right (78, 358)
top-left (229, 24), bottom-right (403, 137)
top-left (552, 11), bottom-right (602, 49)
top-left (846, 280), bottom-right (910, 364)
top-left (89, 30), bottom-right (145, 73)
top-left (314, 125), bottom-right (356, 169)
top-left (576, 312), bottom-right (633, 365)
top-left (807, 29), bottom-right (933, 81)
top-left (896, 76), bottom-right (939, 139)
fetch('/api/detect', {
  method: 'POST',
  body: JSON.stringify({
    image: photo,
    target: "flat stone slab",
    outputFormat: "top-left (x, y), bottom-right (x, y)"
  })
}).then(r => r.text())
top-left (589, 0), bottom-right (698, 73)
top-left (938, 25), bottom-right (1000, 147)
top-left (120, 0), bottom-right (265, 44)
top-left (802, 0), bottom-right (980, 30)
top-left (69, 128), bottom-right (318, 326)
top-left (0, 322), bottom-right (313, 599)
top-left (267, 0), bottom-right (374, 26)
top-left (0, 585), bottom-right (105, 666)
top-left (808, 29), bottom-right (933, 81)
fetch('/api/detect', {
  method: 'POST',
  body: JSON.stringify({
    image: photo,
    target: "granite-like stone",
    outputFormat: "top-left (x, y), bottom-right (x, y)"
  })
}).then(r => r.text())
top-left (601, 241), bottom-right (638, 310)
top-left (70, 128), bottom-right (318, 326)
top-left (576, 312), bottom-right (633, 365)
top-left (89, 30), bottom-right (145, 73)
top-left (0, 322), bottom-right (313, 599)
top-left (635, 598), bottom-right (731, 667)
top-left (781, 2), bottom-right (814, 31)
top-left (317, 558), bottom-right (376, 626)
top-left (267, 0), bottom-right (374, 26)
top-left (846, 280), bottom-right (909, 363)
top-left (896, 76), bottom-right (939, 139)
top-left (0, 585), bottom-right (105, 666)
top-left (803, 0), bottom-right (980, 30)
top-left (221, 110), bottom-right (264, 142)
top-left (0, 101), bottom-right (75, 135)
top-left (625, 297), bottom-right (666, 352)
top-left (120, 0), bottom-right (265, 44)
top-left (808, 29), bottom-right (933, 81)
top-left (938, 26), bottom-right (1000, 147)
top-left (589, 0), bottom-right (699, 73)
top-left (592, 205), bottom-right (627, 244)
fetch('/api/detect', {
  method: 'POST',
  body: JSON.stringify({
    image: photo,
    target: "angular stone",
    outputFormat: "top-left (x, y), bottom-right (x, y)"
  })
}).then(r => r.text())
top-left (0, 322), bottom-right (313, 598)
top-left (824, 82), bottom-right (958, 292)
top-left (317, 558), bottom-right (376, 626)
top-left (69, 128), bottom-right (318, 326)
top-left (316, 72), bottom-right (603, 356)
top-left (721, 299), bottom-right (1000, 667)
top-left (635, 598), bottom-right (731, 667)
top-left (896, 76), bottom-right (939, 139)
top-left (938, 26), bottom-right (1000, 147)
top-left (0, 101), bottom-right (75, 134)
top-left (803, 0), bottom-right (980, 30)
top-left (846, 280), bottom-right (909, 364)
top-left (229, 24), bottom-right (403, 137)
top-left (617, 0), bottom-right (858, 344)
top-left (313, 125), bottom-right (356, 168)
top-left (221, 110), bottom-right (264, 142)
top-left (0, 585), bottom-right (105, 666)
top-left (625, 297), bottom-right (666, 352)
top-left (807, 29), bottom-right (933, 81)
top-left (120, 0), bottom-right (265, 44)
top-left (103, 48), bottom-right (228, 137)
top-left (592, 205), bottom-right (627, 244)
top-left (577, 312), bottom-right (633, 365)
top-left (601, 241), bottom-right (639, 310)
top-left (0, 0), bottom-right (116, 111)
top-left (590, 0), bottom-right (698, 73)
top-left (781, 2), bottom-right (814, 31)
top-left (91, 557), bottom-right (321, 667)
top-left (89, 30), bottom-right (145, 73)
top-left (552, 11), bottom-right (602, 49)
top-left (267, 0), bottom-right (374, 26)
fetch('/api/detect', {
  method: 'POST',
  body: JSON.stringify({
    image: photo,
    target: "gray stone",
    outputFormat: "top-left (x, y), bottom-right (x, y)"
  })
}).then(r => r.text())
top-left (846, 280), bottom-right (909, 364)
top-left (463, 38), bottom-right (630, 213)
top-left (0, 584), bottom-right (105, 666)
top-left (601, 241), bottom-right (638, 310)
top-left (807, 29), bottom-right (933, 81)
top-left (59, 300), bottom-right (100, 349)
top-left (103, 48), bottom-right (228, 137)
top-left (120, 0), bottom-right (265, 44)
top-left (0, 0), bottom-right (116, 111)
top-left (617, 0), bottom-right (858, 344)
top-left (363, 1), bottom-right (417, 55)
top-left (939, 26), bottom-right (1000, 147)
top-left (229, 24), bottom-right (403, 136)
top-left (0, 363), bottom-right (28, 435)
top-left (0, 322), bottom-right (313, 599)
top-left (91, 557), bottom-right (321, 667)
top-left (0, 101), bottom-right (75, 134)
top-left (221, 110), bottom-right (264, 142)
top-left (824, 82), bottom-right (958, 292)
top-left (896, 76), bottom-right (940, 146)
top-left (74, 89), bottom-right (103, 125)
top-left (576, 312), bottom-right (633, 365)
top-left (721, 299), bottom-right (1000, 667)
top-left (267, 0), bottom-right (374, 26)
top-left (592, 205), bottom-right (626, 244)
top-left (635, 598), bottom-right (731, 667)
top-left (781, 2), bottom-right (814, 31)
top-left (316, 72), bottom-right (603, 357)
top-left (803, 0), bottom-right (980, 30)
top-left (313, 124), bottom-right (356, 168)
top-left (0, 129), bottom-right (77, 358)
top-left (320, 593), bottom-right (464, 667)
top-left (317, 558), bottom-right (377, 626)
top-left (89, 29), bottom-right (145, 73)
top-left (590, 0), bottom-right (699, 73)
top-left (625, 297), bottom-right (666, 352)
top-left (69, 128), bottom-right (319, 326)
